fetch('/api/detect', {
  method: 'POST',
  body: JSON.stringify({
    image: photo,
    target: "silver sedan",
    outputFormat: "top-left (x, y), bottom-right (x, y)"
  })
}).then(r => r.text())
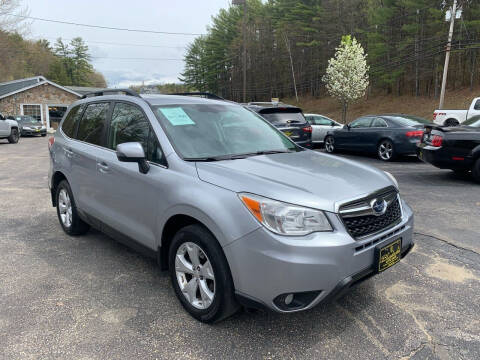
top-left (304, 114), bottom-right (342, 144)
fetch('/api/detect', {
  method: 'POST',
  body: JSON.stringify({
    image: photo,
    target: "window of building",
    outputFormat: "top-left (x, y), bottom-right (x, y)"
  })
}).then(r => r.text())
top-left (22, 104), bottom-right (42, 122)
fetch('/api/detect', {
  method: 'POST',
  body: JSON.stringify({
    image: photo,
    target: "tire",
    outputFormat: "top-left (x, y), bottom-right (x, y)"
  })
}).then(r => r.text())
top-left (473, 159), bottom-right (480, 183)
top-left (445, 119), bottom-right (459, 127)
top-left (55, 180), bottom-right (90, 236)
top-left (169, 224), bottom-right (239, 323)
top-left (41, 134), bottom-right (47, 137)
top-left (325, 136), bottom-right (335, 153)
top-left (378, 139), bottom-right (396, 161)
top-left (7, 128), bottom-right (19, 143)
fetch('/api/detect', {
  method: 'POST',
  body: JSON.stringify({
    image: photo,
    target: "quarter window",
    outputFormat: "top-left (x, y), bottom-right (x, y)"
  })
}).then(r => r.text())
top-left (61, 105), bottom-right (82, 138)
top-left (76, 103), bottom-right (109, 146)
top-left (109, 102), bottom-right (165, 165)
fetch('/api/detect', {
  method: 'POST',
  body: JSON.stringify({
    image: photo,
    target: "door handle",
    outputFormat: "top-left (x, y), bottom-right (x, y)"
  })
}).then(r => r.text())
top-left (97, 161), bottom-right (109, 173)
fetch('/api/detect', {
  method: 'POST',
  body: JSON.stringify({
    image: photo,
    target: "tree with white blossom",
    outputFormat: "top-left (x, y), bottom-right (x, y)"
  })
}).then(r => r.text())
top-left (323, 35), bottom-right (369, 123)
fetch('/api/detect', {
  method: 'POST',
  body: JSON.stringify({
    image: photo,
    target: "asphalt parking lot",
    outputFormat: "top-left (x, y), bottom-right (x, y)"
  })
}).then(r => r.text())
top-left (1, 136), bottom-right (479, 360)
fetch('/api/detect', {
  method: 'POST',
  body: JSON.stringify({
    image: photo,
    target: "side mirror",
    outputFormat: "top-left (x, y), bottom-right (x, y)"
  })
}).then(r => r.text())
top-left (116, 142), bottom-right (150, 174)
top-left (344, 124), bottom-right (350, 130)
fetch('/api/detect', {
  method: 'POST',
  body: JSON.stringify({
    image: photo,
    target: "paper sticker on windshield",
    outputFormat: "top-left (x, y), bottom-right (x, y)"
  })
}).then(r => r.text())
top-left (160, 107), bottom-right (195, 126)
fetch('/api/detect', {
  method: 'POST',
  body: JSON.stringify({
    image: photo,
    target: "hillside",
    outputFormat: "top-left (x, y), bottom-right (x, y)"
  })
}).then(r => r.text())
top-left (284, 87), bottom-right (480, 123)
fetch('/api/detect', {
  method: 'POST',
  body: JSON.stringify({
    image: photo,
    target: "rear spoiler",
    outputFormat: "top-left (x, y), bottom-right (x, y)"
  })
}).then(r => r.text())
top-left (424, 124), bottom-right (445, 132)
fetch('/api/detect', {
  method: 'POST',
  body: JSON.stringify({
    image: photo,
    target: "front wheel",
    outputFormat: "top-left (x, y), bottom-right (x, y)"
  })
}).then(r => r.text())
top-left (169, 224), bottom-right (239, 323)
top-left (473, 159), bottom-right (480, 183)
top-left (7, 128), bottom-right (19, 143)
top-left (378, 139), bottom-right (396, 161)
top-left (325, 136), bottom-right (335, 153)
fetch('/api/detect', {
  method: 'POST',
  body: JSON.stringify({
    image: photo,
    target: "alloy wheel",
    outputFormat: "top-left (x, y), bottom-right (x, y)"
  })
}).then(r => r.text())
top-left (175, 242), bottom-right (215, 310)
top-left (325, 137), bottom-right (335, 153)
top-left (58, 189), bottom-right (73, 228)
top-left (379, 141), bottom-right (393, 160)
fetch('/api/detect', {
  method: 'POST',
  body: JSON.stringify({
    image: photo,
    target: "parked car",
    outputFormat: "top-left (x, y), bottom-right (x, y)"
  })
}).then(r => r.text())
top-left (245, 103), bottom-right (312, 148)
top-left (433, 97), bottom-right (480, 127)
top-left (12, 115), bottom-right (47, 137)
top-left (48, 89), bottom-right (414, 323)
top-left (304, 113), bottom-right (342, 145)
top-left (0, 113), bottom-right (20, 143)
top-left (324, 114), bottom-right (431, 161)
top-left (417, 115), bottom-right (480, 182)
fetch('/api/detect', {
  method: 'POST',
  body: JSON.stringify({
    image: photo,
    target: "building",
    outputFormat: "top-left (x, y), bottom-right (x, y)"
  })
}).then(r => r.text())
top-left (0, 76), bottom-right (85, 130)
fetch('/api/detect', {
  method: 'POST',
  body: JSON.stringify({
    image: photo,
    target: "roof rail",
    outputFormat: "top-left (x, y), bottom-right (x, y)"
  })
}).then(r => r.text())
top-left (171, 92), bottom-right (225, 100)
top-left (81, 88), bottom-right (140, 99)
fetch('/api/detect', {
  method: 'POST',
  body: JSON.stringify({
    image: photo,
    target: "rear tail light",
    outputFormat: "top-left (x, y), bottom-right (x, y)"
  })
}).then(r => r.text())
top-left (302, 126), bottom-right (312, 133)
top-left (48, 136), bottom-right (55, 150)
top-left (431, 135), bottom-right (443, 147)
top-left (406, 130), bottom-right (424, 137)
top-left (433, 112), bottom-right (437, 121)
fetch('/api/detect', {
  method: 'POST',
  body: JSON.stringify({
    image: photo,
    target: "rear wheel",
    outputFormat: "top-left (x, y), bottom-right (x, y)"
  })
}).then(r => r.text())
top-left (473, 159), bottom-right (480, 183)
top-left (325, 136), bottom-right (335, 153)
top-left (445, 119), bottom-right (459, 127)
top-left (7, 128), bottom-right (19, 143)
top-left (169, 224), bottom-right (239, 323)
top-left (56, 180), bottom-right (90, 235)
top-left (378, 139), bottom-right (396, 161)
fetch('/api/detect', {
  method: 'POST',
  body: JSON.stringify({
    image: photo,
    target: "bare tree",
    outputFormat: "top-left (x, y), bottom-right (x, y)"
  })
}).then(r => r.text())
top-left (0, 0), bottom-right (30, 33)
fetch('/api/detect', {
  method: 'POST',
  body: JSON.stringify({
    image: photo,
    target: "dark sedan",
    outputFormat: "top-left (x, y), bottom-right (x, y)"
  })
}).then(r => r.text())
top-left (13, 115), bottom-right (47, 137)
top-left (324, 114), bottom-right (431, 161)
top-left (417, 115), bottom-right (480, 182)
top-left (246, 103), bottom-right (312, 148)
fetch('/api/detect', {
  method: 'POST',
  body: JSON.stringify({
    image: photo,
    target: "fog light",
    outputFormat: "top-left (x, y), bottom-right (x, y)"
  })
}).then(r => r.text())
top-left (284, 294), bottom-right (294, 305)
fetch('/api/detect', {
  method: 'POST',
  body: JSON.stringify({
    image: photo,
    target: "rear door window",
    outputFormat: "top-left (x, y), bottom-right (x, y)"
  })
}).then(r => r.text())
top-left (61, 105), bottom-right (83, 138)
top-left (350, 117), bottom-right (372, 128)
top-left (76, 102), bottom-right (110, 146)
top-left (371, 118), bottom-right (388, 128)
top-left (313, 116), bottom-right (333, 126)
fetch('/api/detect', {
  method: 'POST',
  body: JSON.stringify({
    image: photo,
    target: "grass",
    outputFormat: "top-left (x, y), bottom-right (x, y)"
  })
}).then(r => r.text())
top-left (283, 86), bottom-right (480, 123)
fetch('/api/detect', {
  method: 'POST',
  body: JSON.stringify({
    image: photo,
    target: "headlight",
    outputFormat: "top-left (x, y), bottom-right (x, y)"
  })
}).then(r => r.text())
top-left (384, 171), bottom-right (399, 190)
top-left (239, 193), bottom-right (333, 236)
top-left (41, 125), bottom-right (46, 130)
top-left (23, 126), bottom-right (31, 130)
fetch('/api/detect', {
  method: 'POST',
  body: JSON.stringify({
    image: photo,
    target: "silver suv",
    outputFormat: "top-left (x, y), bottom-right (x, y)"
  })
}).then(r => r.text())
top-left (48, 90), bottom-right (414, 323)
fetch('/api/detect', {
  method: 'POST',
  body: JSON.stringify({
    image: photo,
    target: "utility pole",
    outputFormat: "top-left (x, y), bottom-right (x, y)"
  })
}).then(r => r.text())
top-left (439, 0), bottom-right (458, 109)
top-left (233, 0), bottom-right (247, 102)
top-left (283, 33), bottom-right (299, 103)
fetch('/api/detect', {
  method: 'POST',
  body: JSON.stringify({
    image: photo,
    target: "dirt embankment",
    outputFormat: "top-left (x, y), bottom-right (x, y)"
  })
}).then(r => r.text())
top-left (284, 87), bottom-right (480, 123)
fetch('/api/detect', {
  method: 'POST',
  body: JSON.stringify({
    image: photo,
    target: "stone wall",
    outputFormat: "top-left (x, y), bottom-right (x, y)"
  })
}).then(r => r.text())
top-left (0, 83), bottom-right (79, 127)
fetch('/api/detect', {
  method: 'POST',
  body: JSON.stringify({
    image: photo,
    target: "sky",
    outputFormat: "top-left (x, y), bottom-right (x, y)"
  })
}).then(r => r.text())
top-left (23, 0), bottom-right (232, 87)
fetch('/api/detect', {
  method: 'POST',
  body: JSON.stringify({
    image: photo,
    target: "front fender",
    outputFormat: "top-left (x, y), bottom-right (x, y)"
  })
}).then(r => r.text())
top-left (156, 183), bottom-right (261, 249)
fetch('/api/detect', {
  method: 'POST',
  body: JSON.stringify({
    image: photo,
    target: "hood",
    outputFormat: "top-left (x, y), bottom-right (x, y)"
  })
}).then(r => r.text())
top-left (196, 151), bottom-right (394, 213)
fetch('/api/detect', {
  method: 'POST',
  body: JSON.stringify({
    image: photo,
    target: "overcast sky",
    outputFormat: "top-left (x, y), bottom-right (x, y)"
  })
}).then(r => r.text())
top-left (24, 0), bottom-right (232, 87)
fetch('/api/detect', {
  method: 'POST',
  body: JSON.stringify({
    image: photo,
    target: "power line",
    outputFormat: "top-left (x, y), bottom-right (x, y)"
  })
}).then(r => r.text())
top-left (4, 12), bottom-right (206, 36)
top-left (91, 56), bottom-right (184, 61)
top-left (33, 36), bottom-right (188, 50)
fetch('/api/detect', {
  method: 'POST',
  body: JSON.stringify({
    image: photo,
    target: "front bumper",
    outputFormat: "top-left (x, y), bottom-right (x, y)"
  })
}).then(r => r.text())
top-left (224, 199), bottom-right (414, 313)
top-left (21, 129), bottom-right (47, 136)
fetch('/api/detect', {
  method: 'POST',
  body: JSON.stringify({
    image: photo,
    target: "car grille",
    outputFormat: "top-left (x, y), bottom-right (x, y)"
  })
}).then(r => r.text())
top-left (339, 187), bottom-right (402, 239)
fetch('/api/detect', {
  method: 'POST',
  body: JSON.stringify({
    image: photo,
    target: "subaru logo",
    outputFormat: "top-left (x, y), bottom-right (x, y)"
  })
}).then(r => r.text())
top-left (370, 198), bottom-right (387, 216)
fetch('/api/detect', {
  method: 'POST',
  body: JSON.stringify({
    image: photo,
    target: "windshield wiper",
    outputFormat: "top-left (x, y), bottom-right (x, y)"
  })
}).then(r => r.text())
top-left (185, 149), bottom-right (295, 162)
top-left (184, 156), bottom-right (229, 162)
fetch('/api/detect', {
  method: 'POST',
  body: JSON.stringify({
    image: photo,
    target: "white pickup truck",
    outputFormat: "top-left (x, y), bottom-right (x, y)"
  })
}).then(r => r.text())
top-left (0, 113), bottom-right (20, 143)
top-left (433, 97), bottom-right (480, 126)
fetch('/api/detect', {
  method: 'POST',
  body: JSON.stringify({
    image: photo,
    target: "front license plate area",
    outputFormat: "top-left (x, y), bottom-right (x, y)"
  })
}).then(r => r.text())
top-left (375, 238), bottom-right (402, 273)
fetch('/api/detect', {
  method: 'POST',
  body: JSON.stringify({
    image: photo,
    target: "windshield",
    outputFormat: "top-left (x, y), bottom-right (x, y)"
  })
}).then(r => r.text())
top-left (387, 115), bottom-right (430, 126)
top-left (259, 110), bottom-right (306, 125)
top-left (15, 116), bottom-right (38, 123)
top-left (153, 104), bottom-right (299, 160)
top-left (463, 116), bottom-right (480, 127)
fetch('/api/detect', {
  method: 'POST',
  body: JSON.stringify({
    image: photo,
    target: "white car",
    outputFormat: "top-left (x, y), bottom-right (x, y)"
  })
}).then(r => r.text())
top-left (304, 114), bottom-right (342, 144)
top-left (433, 97), bottom-right (480, 126)
top-left (0, 113), bottom-right (20, 143)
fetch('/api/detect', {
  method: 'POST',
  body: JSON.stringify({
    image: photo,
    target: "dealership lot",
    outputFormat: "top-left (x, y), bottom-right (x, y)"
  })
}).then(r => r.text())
top-left (1, 137), bottom-right (479, 359)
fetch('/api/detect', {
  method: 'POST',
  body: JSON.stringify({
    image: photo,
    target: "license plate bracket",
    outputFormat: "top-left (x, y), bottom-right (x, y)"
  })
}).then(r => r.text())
top-left (375, 238), bottom-right (402, 273)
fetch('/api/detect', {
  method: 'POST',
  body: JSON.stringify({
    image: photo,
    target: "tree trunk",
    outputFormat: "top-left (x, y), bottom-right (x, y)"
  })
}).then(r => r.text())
top-left (342, 102), bottom-right (348, 124)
